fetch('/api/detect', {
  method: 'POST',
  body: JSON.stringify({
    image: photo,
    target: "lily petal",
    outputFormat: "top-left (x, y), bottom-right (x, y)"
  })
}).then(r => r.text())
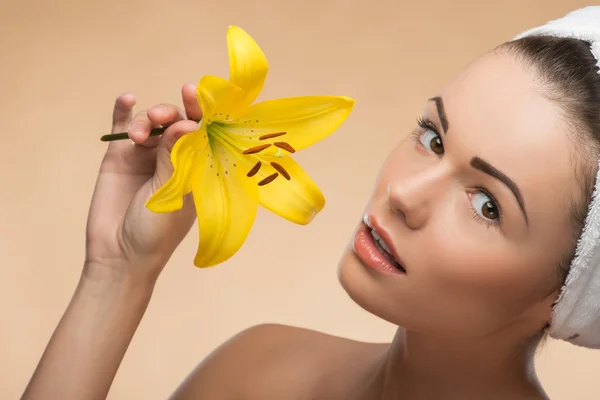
top-left (224, 96), bottom-right (354, 153)
top-left (197, 75), bottom-right (249, 123)
top-left (146, 129), bottom-right (209, 213)
top-left (192, 136), bottom-right (259, 268)
top-left (252, 155), bottom-right (325, 225)
top-left (227, 26), bottom-right (269, 107)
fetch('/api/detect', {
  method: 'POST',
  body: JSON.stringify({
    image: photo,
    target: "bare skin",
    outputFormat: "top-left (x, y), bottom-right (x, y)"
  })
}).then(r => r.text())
top-left (169, 325), bottom-right (545, 400)
top-left (22, 48), bottom-right (577, 399)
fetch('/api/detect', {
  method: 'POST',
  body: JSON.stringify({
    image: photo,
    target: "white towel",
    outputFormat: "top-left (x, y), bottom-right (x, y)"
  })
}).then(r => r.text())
top-left (513, 6), bottom-right (600, 348)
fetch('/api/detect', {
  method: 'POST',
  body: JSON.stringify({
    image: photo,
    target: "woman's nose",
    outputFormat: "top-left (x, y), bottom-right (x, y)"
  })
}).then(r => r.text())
top-left (387, 171), bottom-right (441, 230)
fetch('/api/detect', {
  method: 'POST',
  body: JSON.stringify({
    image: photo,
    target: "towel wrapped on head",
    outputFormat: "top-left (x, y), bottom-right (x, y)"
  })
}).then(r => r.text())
top-left (512, 6), bottom-right (600, 348)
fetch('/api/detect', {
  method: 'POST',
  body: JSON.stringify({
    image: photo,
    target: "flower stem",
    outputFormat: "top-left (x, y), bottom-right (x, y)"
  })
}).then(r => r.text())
top-left (100, 120), bottom-right (202, 142)
top-left (100, 127), bottom-right (166, 142)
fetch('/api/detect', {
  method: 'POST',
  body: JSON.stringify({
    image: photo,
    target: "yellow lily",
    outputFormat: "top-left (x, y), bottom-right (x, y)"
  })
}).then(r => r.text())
top-left (145, 26), bottom-right (355, 268)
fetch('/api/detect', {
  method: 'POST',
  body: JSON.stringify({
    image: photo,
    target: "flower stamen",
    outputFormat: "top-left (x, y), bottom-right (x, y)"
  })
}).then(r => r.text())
top-left (258, 172), bottom-right (279, 186)
top-left (259, 132), bottom-right (287, 140)
top-left (270, 162), bottom-right (291, 180)
top-left (247, 161), bottom-right (262, 177)
top-left (274, 142), bottom-right (296, 153)
top-left (243, 144), bottom-right (271, 154)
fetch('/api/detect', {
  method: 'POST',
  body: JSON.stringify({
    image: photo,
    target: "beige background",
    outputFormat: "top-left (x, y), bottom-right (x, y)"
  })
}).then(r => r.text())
top-left (1, 0), bottom-right (598, 398)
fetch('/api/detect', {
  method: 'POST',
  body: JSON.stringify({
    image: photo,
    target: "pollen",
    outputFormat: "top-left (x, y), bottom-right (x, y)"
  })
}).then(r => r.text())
top-left (259, 132), bottom-right (287, 140)
top-left (247, 161), bottom-right (262, 177)
top-left (258, 172), bottom-right (279, 186)
top-left (274, 142), bottom-right (295, 153)
top-left (270, 162), bottom-right (290, 180)
top-left (243, 144), bottom-right (271, 154)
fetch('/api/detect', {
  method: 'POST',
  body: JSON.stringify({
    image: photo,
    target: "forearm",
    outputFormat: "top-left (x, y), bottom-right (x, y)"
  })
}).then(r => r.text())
top-left (21, 266), bottom-right (155, 400)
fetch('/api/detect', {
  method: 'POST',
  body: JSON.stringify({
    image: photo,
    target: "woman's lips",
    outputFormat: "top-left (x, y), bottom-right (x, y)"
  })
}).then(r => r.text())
top-left (364, 215), bottom-right (406, 270)
top-left (352, 222), bottom-right (406, 276)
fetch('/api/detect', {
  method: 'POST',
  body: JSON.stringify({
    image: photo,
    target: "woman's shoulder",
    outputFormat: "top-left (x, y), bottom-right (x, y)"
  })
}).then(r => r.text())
top-left (225, 323), bottom-right (387, 365)
top-left (169, 323), bottom-right (387, 400)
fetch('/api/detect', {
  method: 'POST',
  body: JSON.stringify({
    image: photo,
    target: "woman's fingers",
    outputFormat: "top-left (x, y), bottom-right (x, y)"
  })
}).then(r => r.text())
top-left (153, 119), bottom-right (200, 188)
top-left (147, 103), bottom-right (186, 126)
top-left (111, 93), bottom-right (136, 134)
top-left (108, 87), bottom-right (202, 153)
top-left (160, 119), bottom-right (199, 152)
top-left (128, 103), bottom-right (186, 148)
top-left (182, 83), bottom-right (203, 121)
top-left (127, 111), bottom-right (152, 144)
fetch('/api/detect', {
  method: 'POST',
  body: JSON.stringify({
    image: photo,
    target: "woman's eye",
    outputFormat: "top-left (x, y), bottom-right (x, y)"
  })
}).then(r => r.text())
top-left (471, 191), bottom-right (499, 221)
top-left (419, 130), bottom-right (444, 155)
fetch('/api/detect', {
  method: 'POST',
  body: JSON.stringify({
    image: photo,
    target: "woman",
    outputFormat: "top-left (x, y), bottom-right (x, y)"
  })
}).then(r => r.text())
top-left (21, 7), bottom-right (600, 400)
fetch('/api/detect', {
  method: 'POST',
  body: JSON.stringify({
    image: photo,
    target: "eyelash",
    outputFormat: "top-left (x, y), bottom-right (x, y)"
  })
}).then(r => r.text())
top-left (414, 117), bottom-right (438, 141)
top-left (412, 116), bottom-right (502, 228)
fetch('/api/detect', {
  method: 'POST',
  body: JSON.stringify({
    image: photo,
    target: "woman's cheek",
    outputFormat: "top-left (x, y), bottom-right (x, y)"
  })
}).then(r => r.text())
top-left (423, 198), bottom-right (513, 290)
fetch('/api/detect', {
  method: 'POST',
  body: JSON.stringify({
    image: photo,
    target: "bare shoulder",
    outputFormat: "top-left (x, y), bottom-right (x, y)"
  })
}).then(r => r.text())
top-left (169, 324), bottom-right (386, 400)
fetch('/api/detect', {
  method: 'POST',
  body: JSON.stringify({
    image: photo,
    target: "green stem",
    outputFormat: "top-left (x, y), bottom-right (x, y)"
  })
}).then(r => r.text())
top-left (100, 127), bottom-right (166, 142)
top-left (100, 120), bottom-right (201, 142)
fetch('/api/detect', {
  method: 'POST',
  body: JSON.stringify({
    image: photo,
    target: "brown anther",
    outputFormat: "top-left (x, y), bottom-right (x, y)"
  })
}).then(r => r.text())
top-left (258, 172), bottom-right (279, 186)
top-left (259, 132), bottom-right (287, 140)
top-left (243, 144), bottom-right (271, 154)
top-left (274, 142), bottom-right (296, 153)
top-left (270, 162), bottom-right (290, 180)
top-left (247, 161), bottom-right (262, 177)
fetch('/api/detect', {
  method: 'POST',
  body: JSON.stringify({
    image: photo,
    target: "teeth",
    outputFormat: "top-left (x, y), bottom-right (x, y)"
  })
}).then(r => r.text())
top-left (369, 228), bottom-right (406, 273)
top-left (371, 229), bottom-right (393, 255)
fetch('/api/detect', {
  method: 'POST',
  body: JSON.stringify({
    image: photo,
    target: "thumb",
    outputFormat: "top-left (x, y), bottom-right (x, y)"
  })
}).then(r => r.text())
top-left (152, 119), bottom-right (201, 190)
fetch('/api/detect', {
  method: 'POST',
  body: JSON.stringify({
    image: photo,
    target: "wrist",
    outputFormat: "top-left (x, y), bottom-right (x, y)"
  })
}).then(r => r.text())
top-left (82, 260), bottom-right (157, 298)
top-left (21, 261), bottom-right (156, 400)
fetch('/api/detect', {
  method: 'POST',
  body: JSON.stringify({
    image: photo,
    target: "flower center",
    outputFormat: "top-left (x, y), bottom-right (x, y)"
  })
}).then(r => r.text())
top-left (206, 122), bottom-right (296, 186)
top-left (242, 132), bottom-right (296, 186)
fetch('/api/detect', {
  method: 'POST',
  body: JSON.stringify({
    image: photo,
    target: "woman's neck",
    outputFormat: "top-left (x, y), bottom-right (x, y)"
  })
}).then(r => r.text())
top-left (354, 327), bottom-right (548, 400)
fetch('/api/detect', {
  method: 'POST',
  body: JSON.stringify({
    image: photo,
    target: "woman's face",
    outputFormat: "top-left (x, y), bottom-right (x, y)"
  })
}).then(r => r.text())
top-left (337, 49), bottom-right (581, 339)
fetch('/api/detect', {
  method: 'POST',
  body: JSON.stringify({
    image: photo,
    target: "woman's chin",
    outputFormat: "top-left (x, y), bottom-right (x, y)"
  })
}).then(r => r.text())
top-left (337, 246), bottom-right (407, 327)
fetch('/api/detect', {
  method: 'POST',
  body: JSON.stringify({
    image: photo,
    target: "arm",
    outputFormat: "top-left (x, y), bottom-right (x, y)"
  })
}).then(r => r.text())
top-left (21, 86), bottom-right (202, 400)
top-left (21, 88), bottom-right (291, 400)
top-left (22, 276), bottom-right (282, 400)
top-left (21, 269), bottom-right (153, 400)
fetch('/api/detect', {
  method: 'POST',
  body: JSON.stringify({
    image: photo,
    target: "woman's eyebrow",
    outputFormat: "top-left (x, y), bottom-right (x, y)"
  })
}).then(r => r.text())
top-left (428, 96), bottom-right (449, 133)
top-left (426, 96), bottom-right (528, 225)
top-left (470, 156), bottom-right (529, 226)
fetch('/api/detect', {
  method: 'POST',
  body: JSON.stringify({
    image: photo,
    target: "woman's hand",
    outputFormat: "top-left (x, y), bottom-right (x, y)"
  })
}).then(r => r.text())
top-left (21, 84), bottom-right (206, 400)
top-left (85, 83), bottom-right (203, 283)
